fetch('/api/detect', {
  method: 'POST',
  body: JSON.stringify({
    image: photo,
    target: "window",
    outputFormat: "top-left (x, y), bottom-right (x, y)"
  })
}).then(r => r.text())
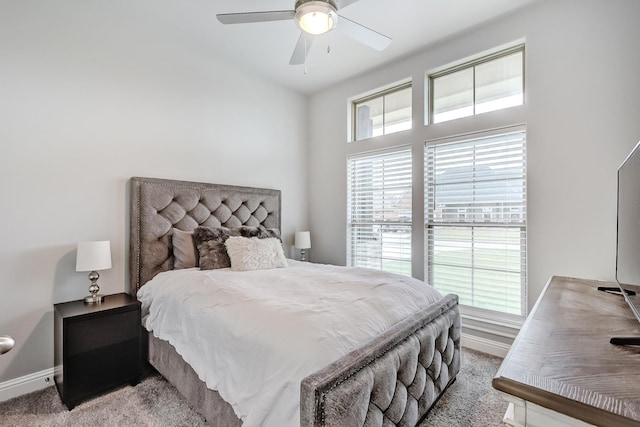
top-left (352, 83), bottom-right (412, 141)
top-left (347, 148), bottom-right (412, 275)
top-left (429, 46), bottom-right (524, 124)
top-left (425, 130), bottom-right (527, 315)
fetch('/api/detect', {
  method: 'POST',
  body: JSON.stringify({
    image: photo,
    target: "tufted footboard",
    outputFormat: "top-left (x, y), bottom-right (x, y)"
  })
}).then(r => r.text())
top-left (300, 294), bottom-right (460, 426)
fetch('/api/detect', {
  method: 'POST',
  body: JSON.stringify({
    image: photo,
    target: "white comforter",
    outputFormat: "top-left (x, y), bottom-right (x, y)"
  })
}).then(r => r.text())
top-left (137, 260), bottom-right (442, 427)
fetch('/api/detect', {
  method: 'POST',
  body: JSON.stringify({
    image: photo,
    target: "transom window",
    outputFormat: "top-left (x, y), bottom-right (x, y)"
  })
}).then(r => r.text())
top-left (429, 45), bottom-right (524, 124)
top-left (352, 83), bottom-right (412, 141)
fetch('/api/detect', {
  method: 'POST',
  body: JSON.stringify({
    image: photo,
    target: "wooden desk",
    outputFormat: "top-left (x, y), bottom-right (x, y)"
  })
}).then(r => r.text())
top-left (493, 276), bottom-right (640, 427)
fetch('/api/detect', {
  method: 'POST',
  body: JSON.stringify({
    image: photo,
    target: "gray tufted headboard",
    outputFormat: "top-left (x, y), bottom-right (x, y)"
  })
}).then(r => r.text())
top-left (129, 177), bottom-right (281, 295)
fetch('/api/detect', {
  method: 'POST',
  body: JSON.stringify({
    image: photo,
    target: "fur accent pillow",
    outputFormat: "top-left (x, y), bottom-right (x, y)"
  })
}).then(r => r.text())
top-left (224, 236), bottom-right (288, 271)
top-left (172, 228), bottom-right (198, 269)
top-left (257, 225), bottom-right (281, 240)
top-left (193, 226), bottom-right (232, 270)
top-left (193, 225), bottom-right (282, 270)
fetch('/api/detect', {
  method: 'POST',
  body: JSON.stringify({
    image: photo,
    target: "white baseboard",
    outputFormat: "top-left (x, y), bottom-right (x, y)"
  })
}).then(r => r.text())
top-left (462, 332), bottom-right (511, 358)
top-left (0, 368), bottom-right (55, 403)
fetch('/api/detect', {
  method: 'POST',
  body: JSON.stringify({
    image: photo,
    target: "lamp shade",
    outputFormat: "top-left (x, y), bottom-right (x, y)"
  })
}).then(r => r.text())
top-left (76, 241), bottom-right (112, 272)
top-left (295, 231), bottom-right (311, 249)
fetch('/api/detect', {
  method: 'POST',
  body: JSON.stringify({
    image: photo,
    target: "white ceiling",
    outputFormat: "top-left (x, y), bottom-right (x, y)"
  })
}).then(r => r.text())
top-left (149, 0), bottom-right (541, 94)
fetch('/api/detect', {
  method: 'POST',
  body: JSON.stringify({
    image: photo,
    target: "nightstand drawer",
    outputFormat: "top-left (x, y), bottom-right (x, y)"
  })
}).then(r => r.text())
top-left (66, 310), bottom-right (138, 356)
top-left (66, 339), bottom-right (140, 398)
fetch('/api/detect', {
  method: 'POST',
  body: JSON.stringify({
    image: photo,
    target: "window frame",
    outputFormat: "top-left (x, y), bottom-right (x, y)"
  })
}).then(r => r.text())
top-left (424, 127), bottom-right (527, 318)
top-left (351, 81), bottom-right (412, 142)
top-left (347, 146), bottom-right (413, 276)
top-left (428, 44), bottom-right (525, 125)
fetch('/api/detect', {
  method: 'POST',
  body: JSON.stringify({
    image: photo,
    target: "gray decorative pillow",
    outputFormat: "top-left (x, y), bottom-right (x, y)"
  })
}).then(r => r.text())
top-left (193, 226), bottom-right (232, 270)
top-left (257, 225), bottom-right (281, 240)
top-left (193, 225), bottom-right (281, 270)
top-left (172, 228), bottom-right (198, 269)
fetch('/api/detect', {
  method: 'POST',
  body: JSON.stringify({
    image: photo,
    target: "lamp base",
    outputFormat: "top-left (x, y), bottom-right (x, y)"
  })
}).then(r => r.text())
top-left (84, 270), bottom-right (105, 304)
top-left (84, 294), bottom-right (105, 304)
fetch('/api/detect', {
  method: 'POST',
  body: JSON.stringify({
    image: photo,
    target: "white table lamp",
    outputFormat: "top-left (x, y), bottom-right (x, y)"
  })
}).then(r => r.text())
top-left (295, 231), bottom-right (311, 262)
top-left (76, 240), bottom-right (112, 303)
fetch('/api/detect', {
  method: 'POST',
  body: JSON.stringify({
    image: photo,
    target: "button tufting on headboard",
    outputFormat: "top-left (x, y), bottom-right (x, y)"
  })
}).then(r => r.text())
top-left (129, 177), bottom-right (281, 295)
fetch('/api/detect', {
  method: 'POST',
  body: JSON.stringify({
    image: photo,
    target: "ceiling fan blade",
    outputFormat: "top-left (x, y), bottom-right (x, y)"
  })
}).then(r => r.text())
top-left (289, 32), bottom-right (314, 65)
top-left (336, 15), bottom-right (391, 51)
top-left (217, 10), bottom-right (295, 25)
top-left (337, 0), bottom-right (361, 9)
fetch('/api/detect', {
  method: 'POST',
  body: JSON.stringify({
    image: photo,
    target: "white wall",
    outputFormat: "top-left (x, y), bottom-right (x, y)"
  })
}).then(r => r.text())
top-left (0, 2), bottom-right (308, 383)
top-left (308, 0), bottom-right (640, 313)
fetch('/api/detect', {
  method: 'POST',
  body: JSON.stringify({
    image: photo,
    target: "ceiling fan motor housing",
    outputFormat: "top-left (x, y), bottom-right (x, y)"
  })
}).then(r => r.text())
top-left (295, 0), bottom-right (338, 35)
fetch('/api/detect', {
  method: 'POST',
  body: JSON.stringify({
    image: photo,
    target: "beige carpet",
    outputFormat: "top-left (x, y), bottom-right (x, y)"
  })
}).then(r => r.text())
top-left (0, 348), bottom-right (506, 426)
top-left (419, 347), bottom-right (507, 426)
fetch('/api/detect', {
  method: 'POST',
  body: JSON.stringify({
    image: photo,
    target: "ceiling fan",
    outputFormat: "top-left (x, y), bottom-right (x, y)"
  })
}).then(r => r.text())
top-left (216, 0), bottom-right (392, 65)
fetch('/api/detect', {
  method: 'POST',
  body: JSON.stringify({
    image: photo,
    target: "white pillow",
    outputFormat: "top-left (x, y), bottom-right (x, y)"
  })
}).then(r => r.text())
top-left (224, 236), bottom-right (288, 271)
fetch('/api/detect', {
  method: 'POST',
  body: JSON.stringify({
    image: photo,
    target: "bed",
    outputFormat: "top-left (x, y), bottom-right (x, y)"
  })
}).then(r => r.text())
top-left (129, 176), bottom-right (461, 426)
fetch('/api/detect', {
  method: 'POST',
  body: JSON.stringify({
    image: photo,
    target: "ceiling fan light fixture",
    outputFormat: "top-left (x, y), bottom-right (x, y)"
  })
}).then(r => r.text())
top-left (295, 0), bottom-right (338, 35)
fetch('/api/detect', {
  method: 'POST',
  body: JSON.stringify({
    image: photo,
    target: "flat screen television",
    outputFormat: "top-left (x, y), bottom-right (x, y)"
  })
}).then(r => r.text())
top-left (612, 140), bottom-right (640, 345)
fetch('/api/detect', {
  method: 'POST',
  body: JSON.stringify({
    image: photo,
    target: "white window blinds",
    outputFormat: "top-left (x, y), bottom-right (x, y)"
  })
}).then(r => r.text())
top-left (425, 130), bottom-right (527, 315)
top-left (348, 148), bottom-right (412, 276)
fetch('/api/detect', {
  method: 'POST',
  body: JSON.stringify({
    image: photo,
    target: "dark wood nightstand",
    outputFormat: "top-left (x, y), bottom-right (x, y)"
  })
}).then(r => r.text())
top-left (54, 293), bottom-right (141, 409)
